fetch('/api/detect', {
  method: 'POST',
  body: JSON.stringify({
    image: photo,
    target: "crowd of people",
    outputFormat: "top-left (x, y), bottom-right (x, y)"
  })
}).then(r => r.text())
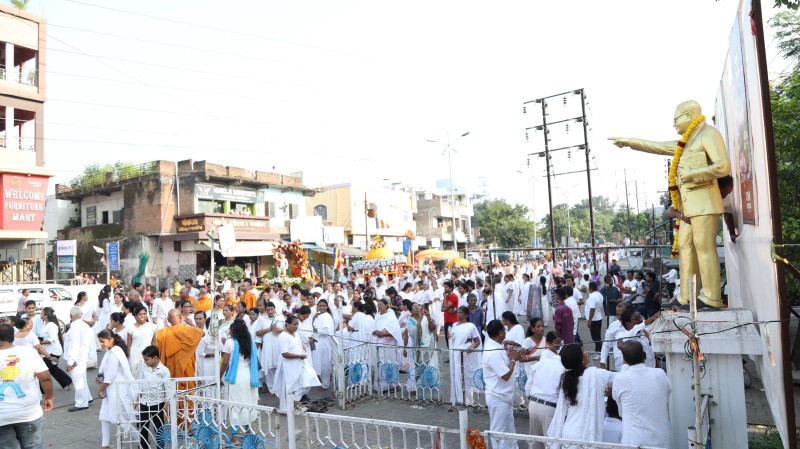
top-left (0, 252), bottom-right (675, 449)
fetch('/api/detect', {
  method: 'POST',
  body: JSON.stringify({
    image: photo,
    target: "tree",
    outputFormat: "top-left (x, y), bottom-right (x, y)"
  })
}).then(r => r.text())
top-left (472, 199), bottom-right (534, 248)
top-left (770, 11), bottom-right (800, 304)
top-left (9, 0), bottom-right (30, 9)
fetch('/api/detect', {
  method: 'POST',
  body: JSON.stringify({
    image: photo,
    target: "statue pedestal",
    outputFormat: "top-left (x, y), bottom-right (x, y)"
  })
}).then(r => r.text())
top-left (651, 309), bottom-right (761, 449)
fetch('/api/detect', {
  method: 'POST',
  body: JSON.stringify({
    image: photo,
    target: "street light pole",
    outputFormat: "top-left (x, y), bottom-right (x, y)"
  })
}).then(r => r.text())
top-left (427, 131), bottom-right (470, 253)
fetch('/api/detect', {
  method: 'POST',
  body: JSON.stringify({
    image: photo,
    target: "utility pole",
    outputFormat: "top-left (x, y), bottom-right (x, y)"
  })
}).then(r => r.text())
top-left (427, 132), bottom-right (470, 253)
top-left (524, 88), bottom-right (594, 259)
top-left (541, 101), bottom-right (557, 250)
top-left (624, 169), bottom-right (632, 237)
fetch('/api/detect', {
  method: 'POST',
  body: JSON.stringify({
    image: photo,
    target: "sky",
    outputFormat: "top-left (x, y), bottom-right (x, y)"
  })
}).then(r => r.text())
top-left (19, 0), bottom-right (791, 219)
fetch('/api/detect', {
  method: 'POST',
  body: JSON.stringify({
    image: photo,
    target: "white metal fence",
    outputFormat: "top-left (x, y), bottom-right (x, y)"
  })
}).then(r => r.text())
top-left (335, 342), bottom-right (372, 409)
top-left (375, 345), bottom-right (443, 403)
top-left (177, 394), bottom-right (281, 449)
top-left (301, 411), bottom-right (444, 449)
top-left (112, 376), bottom-right (216, 449)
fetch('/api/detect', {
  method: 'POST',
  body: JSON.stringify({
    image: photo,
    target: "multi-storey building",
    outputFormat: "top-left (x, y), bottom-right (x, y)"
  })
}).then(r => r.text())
top-left (413, 189), bottom-right (474, 251)
top-left (0, 5), bottom-right (51, 282)
top-left (55, 159), bottom-right (312, 285)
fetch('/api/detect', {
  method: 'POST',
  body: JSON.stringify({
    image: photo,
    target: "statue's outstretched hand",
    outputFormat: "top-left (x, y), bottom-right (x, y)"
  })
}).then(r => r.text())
top-left (608, 137), bottom-right (630, 148)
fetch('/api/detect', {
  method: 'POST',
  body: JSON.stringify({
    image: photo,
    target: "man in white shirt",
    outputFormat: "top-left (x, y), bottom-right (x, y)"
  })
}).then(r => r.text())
top-left (374, 277), bottom-right (387, 298)
top-left (599, 302), bottom-right (632, 371)
top-left (525, 344), bottom-right (564, 449)
top-left (63, 306), bottom-right (93, 411)
top-left (563, 286), bottom-right (581, 344)
top-left (482, 320), bottom-right (521, 449)
top-left (621, 271), bottom-right (637, 303)
top-left (585, 282), bottom-right (604, 352)
top-left (0, 323), bottom-right (54, 448)
top-left (612, 341), bottom-right (672, 449)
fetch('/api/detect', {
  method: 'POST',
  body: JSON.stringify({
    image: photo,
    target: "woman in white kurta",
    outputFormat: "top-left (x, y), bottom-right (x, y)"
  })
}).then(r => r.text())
top-left (96, 286), bottom-right (113, 333)
top-left (296, 307), bottom-right (314, 365)
top-left (372, 299), bottom-right (403, 391)
top-left (273, 315), bottom-right (321, 412)
top-left (220, 319), bottom-right (259, 435)
top-left (448, 307), bottom-right (481, 405)
top-left (151, 287), bottom-right (173, 329)
top-left (344, 302), bottom-right (374, 369)
top-left (312, 300), bottom-right (335, 389)
top-left (126, 305), bottom-right (157, 373)
top-left (217, 305), bottom-right (236, 345)
top-left (519, 317), bottom-right (547, 368)
top-left (258, 306), bottom-right (285, 391)
top-left (193, 311), bottom-right (216, 381)
top-left (97, 330), bottom-right (136, 449)
top-left (404, 303), bottom-right (439, 394)
top-left (547, 344), bottom-right (616, 449)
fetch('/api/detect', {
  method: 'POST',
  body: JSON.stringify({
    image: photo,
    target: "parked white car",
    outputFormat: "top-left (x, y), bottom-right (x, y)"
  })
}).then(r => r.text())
top-left (0, 284), bottom-right (74, 327)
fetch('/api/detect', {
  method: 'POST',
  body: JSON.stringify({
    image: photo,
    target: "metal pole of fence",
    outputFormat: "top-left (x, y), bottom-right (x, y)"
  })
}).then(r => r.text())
top-left (169, 382), bottom-right (178, 449)
top-left (461, 351), bottom-right (466, 406)
top-left (338, 330), bottom-right (346, 410)
top-left (286, 395), bottom-right (297, 449)
top-left (458, 409), bottom-right (469, 449)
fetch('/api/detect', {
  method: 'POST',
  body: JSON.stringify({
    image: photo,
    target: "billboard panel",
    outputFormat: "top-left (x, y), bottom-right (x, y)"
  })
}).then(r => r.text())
top-left (0, 174), bottom-right (49, 231)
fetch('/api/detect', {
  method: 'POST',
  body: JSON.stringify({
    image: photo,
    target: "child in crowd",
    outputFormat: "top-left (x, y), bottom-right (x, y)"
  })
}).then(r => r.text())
top-left (136, 345), bottom-right (170, 449)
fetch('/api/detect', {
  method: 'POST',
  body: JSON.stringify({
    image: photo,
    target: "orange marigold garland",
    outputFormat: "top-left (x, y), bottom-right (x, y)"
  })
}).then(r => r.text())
top-left (466, 428), bottom-right (486, 449)
top-left (668, 114), bottom-right (705, 258)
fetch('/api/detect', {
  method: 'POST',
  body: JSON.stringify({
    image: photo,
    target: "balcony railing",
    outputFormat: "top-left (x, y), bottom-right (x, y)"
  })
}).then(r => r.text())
top-left (0, 65), bottom-right (38, 87)
top-left (0, 136), bottom-right (36, 151)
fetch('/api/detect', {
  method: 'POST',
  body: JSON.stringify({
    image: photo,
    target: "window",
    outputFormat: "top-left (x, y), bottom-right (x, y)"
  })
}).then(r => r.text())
top-left (264, 201), bottom-right (276, 218)
top-left (101, 211), bottom-right (109, 224)
top-left (112, 210), bottom-right (123, 223)
top-left (86, 206), bottom-right (97, 226)
top-left (313, 205), bottom-right (328, 220)
top-left (288, 204), bottom-right (298, 219)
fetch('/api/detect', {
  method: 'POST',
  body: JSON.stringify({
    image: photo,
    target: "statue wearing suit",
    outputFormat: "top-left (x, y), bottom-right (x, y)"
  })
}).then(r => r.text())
top-left (610, 100), bottom-right (731, 308)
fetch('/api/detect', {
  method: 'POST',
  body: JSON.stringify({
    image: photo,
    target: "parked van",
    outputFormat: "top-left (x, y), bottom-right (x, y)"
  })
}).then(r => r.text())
top-left (0, 284), bottom-right (74, 328)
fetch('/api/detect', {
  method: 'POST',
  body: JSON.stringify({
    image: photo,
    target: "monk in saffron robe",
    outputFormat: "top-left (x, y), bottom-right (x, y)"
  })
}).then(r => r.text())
top-left (153, 309), bottom-right (204, 427)
top-left (240, 278), bottom-right (258, 310)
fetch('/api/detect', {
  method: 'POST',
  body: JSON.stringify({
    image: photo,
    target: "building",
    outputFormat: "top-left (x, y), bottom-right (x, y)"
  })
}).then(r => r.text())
top-left (55, 159), bottom-right (312, 286)
top-left (413, 189), bottom-right (474, 250)
top-left (0, 5), bottom-right (51, 282)
top-left (307, 183), bottom-right (417, 253)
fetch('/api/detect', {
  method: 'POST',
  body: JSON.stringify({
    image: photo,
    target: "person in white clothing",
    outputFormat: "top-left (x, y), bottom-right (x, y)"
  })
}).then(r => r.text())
top-left (482, 320), bottom-right (521, 449)
top-left (598, 303), bottom-right (632, 371)
top-left (150, 287), bottom-right (173, 329)
top-left (547, 344), bottom-right (615, 448)
top-left (584, 282), bottom-right (604, 352)
top-left (612, 341), bottom-right (671, 449)
top-left (63, 306), bottom-right (93, 411)
top-left (96, 329), bottom-right (136, 449)
top-left (525, 331), bottom-right (565, 449)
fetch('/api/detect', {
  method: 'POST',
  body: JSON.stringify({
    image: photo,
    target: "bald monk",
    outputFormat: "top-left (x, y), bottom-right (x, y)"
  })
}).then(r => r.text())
top-left (153, 309), bottom-right (204, 427)
top-left (152, 309), bottom-right (204, 378)
top-left (240, 278), bottom-right (258, 310)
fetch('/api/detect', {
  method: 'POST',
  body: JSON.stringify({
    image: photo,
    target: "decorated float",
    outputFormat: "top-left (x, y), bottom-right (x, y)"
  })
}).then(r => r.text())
top-left (351, 235), bottom-right (408, 273)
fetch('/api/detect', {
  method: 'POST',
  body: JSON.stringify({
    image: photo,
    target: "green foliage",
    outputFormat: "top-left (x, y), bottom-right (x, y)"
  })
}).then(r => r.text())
top-left (747, 427), bottom-right (798, 449)
top-left (771, 13), bottom-right (800, 304)
top-left (771, 11), bottom-right (800, 70)
top-left (9, 0), bottom-right (30, 9)
top-left (71, 161), bottom-right (157, 189)
top-left (472, 199), bottom-right (534, 248)
top-left (216, 265), bottom-right (245, 282)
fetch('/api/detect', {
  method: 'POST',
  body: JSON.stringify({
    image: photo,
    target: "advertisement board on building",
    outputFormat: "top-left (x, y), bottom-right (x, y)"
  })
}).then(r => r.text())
top-left (56, 239), bottom-right (77, 256)
top-left (0, 174), bottom-right (49, 231)
top-left (57, 256), bottom-right (75, 273)
top-left (108, 241), bottom-right (119, 271)
top-left (195, 183), bottom-right (257, 203)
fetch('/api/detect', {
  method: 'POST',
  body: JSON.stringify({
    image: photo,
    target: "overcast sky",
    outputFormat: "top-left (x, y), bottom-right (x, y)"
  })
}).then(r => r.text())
top-left (24, 0), bottom-right (788, 217)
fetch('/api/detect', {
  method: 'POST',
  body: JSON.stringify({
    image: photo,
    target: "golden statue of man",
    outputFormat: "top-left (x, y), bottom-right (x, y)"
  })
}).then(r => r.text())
top-left (609, 100), bottom-right (731, 308)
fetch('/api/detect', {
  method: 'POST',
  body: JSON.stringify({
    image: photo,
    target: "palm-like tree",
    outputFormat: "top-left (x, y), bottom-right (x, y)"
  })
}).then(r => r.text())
top-left (10, 0), bottom-right (30, 10)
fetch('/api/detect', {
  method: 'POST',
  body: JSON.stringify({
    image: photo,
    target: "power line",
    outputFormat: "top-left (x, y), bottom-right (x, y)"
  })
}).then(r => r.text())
top-left (47, 23), bottom-right (307, 68)
top-left (64, 0), bottom-right (371, 59)
top-left (46, 70), bottom-right (310, 105)
top-left (46, 98), bottom-right (306, 127)
top-left (47, 47), bottom-right (339, 92)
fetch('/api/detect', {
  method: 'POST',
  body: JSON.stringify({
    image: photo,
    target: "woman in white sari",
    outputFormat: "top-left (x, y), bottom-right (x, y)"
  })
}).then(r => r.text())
top-left (312, 299), bottom-right (336, 390)
top-left (343, 301), bottom-right (375, 376)
top-left (403, 303), bottom-right (438, 395)
top-left (547, 344), bottom-right (616, 449)
top-left (97, 329), bottom-right (136, 449)
top-left (430, 278), bottom-right (444, 338)
top-left (296, 306), bottom-right (315, 370)
top-left (372, 298), bottom-right (403, 391)
top-left (220, 319), bottom-right (259, 440)
top-left (273, 315), bottom-right (321, 412)
top-left (194, 312), bottom-right (216, 381)
top-left (448, 306), bottom-right (481, 405)
top-left (126, 304), bottom-right (157, 374)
